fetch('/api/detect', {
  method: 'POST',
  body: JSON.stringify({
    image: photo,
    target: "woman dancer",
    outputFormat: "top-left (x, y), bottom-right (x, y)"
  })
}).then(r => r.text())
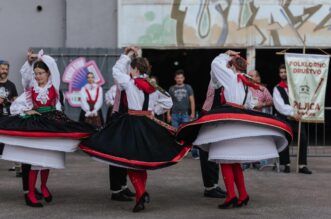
top-left (0, 50), bottom-right (94, 207)
top-left (80, 47), bottom-right (190, 212)
top-left (176, 50), bottom-right (293, 209)
top-left (79, 72), bottom-right (104, 128)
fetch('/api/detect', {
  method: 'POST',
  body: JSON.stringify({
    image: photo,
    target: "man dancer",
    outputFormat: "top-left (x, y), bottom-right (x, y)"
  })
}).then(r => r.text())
top-left (198, 81), bottom-right (227, 198)
top-left (273, 64), bottom-right (312, 174)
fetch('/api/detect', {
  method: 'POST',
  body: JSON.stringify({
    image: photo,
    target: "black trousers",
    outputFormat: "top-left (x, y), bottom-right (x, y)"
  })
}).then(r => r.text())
top-left (198, 148), bottom-right (219, 188)
top-left (0, 143), bottom-right (4, 155)
top-left (279, 121), bottom-right (308, 165)
top-left (22, 164), bottom-right (31, 192)
top-left (109, 166), bottom-right (128, 192)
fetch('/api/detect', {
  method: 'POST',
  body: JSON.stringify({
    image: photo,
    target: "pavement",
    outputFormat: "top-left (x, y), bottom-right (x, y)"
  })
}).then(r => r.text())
top-left (0, 152), bottom-right (330, 219)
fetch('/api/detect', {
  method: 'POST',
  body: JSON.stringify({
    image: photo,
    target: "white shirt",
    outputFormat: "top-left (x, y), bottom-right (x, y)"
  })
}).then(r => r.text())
top-left (273, 86), bottom-right (294, 116)
top-left (105, 85), bottom-right (117, 106)
top-left (80, 83), bottom-right (103, 116)
top-left (112, 54), bottom-right (173, 115)
top-left (210, 53), bottom-right (254, 109)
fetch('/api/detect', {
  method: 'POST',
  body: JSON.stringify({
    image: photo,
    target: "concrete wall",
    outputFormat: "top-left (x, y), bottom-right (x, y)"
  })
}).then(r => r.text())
top-left (0, 0), bottom-right (66, 92)
top-left (66, 0), bottom-right (117, 48)
top-left (0, 0), bottom-right (119, 92)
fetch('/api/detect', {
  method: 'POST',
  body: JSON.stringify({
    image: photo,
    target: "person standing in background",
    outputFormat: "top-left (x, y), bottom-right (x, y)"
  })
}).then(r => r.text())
top-left (0, 60), bottom-right (19, 176)
top-left (167, 70), bottom-right (198, 158)
top-left (79, 72), bottom-right (104, 129)
top-left (273, 64), bottom-right (312, 174)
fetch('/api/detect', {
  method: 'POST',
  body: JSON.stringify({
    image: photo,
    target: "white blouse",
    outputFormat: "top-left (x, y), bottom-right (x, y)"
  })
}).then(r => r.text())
top-left (112, 54), bottom-right (172, 115)
top-left (273, 86), bottom-right (294, 116)
top-left (105, 85), bottom-right (117, 106)
top-left (10, 61), bottom-right (62, 115)
top-left (210, 53), bottom-right (254, 109)
top-left (80, 83), bottom-right (103, 117)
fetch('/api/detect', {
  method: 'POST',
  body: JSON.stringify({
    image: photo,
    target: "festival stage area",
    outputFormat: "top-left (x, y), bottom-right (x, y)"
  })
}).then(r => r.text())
top-left (0, 152), bottom-right (330, 219)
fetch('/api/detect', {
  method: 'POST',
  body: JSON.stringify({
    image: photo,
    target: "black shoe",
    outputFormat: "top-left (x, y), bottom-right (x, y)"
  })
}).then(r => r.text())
top-left (132, 192), bottom-right (149, 213)
top-left (218, 197), bottom-right (238, 209)
top-left (204, 188), bottom-right (226, 198)
top-left (299, 166), bottom-right (312, 174)
top-left (25, 194), bottom-right (43, 208)
top-left (237, 196), bottom-right (249, 207)
top-left (35, 189), bottom-right (43, 201)
top-left (8, 167), bottom-right (15, 171)
top-left (215, 187), bottom-right (227, 196)
top-left (111, 192), bottom-right (133, 201)
top-left (121, 188), bottom-right (135, 197)
top-left (41, 187), bottom-right (53, 203)
top-left (283, 165), bottom-right (291, 173)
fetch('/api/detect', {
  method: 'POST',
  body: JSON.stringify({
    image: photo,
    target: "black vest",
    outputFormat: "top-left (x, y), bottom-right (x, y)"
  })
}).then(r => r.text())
top-left (275, 86), bottom-right (290, 119)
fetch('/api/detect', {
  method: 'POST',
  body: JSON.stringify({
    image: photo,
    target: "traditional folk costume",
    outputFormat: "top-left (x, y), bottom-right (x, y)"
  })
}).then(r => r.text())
top-left (0, 51), bottom-right (94, 206)
top-left (176, 53), bottom-right (293, 208)
top-left (79, 83), bottom-right (104, 128)
top-left (273, 81), bottom-right (310, 173)
top-left (80, 54), bottom-right (190, 212)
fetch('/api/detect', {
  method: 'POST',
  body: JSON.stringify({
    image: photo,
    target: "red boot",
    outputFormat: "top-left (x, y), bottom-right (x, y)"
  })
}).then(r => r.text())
top-left (40, 169), bottom-right (52, 203)
top-left (219, 164), bottom-right (237, 209)
top-left (127, 170), bottom-right (149, 212)
top-left (233, 163), bottom-right (249, 207)
top-left (26, 170), bottom-right (43, 207)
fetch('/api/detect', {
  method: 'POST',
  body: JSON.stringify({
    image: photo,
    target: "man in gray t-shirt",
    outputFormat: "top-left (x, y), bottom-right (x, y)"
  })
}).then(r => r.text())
top-left (167, 70), bottom-right (195, 128)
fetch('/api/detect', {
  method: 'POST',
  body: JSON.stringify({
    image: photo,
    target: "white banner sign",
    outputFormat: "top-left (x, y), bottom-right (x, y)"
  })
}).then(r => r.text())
top-left (285, 53), bottom-right (330, 122)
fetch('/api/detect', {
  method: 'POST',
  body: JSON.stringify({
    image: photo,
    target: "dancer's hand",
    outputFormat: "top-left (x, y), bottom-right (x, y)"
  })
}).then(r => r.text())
top-left (225, 50), bottom-right (240, 57)
top-left (25, 110), bottom-right (41, 116)
top-left (27, 49), bottom-right (37, 65)
top-left (291, 113), bottom-right (301, 121)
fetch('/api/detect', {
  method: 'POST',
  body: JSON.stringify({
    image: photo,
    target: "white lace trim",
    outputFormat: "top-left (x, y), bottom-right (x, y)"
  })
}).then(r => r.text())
top-left (33, 80), bottom-right (52, 105)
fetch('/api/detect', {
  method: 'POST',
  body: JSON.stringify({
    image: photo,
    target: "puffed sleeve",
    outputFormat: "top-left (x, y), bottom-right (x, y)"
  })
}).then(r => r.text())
top-left (273, 87), bottom-right (294, 116)
top-left (153, 91), bottom-right (173, 115)
top-left (10, 92), bottom-right (33, 115)
top-left (105, 85), bottom-right (116, 106)
top-left (210, 53), bottom-right (235, 90)
top-left (20, 61), bottom-right (34, 90)
top-left (112, 54), bottom-right (132, 90)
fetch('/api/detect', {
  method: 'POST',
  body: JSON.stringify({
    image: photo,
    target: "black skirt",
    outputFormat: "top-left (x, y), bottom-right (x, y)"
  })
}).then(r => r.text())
top-left (0, 110), bottom-right (95, 139)
top-left (176, 104), bottom-right (293, 145)
top-left (80, 114), bottom-right (190, 170)
top-left (79, 109), bottom-right (104, 128)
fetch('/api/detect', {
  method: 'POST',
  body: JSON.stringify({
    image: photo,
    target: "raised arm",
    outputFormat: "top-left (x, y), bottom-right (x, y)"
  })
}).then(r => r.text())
top-left (210, 53), bottom-right (236, 91)
top-left (20, 61), bottom-right (35, 90)
top-left (112, 55), bottom-right (132, 90)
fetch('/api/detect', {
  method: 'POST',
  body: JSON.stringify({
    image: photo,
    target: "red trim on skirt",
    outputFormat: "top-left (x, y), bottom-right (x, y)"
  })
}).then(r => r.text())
top-left (0, 130), bottom-right (91, 138)
top-left (177, 113), bottom-right (293, 139)
top-left (79, 145), bottom-right (190, 168)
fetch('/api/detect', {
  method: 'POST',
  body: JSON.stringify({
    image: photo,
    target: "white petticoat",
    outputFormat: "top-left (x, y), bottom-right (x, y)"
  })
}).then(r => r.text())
top-left (193, 121), bottom-right (288, 163)
top-left (0, 135), bottom-right (80, 169)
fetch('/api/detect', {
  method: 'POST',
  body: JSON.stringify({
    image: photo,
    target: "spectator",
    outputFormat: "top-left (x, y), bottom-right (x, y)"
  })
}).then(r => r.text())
top-left (167, 70), bottom-right (198, 158)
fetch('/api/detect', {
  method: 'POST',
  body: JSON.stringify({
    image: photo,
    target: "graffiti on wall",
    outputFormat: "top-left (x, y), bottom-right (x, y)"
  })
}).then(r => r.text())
top-left (118, 0), bottom-right (331, 47)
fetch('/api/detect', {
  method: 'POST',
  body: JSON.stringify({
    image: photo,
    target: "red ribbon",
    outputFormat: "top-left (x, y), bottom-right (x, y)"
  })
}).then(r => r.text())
top-left (237, 74), bottom-right (260, 90)
top-left (134, 78), bottom-right (156, 94)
